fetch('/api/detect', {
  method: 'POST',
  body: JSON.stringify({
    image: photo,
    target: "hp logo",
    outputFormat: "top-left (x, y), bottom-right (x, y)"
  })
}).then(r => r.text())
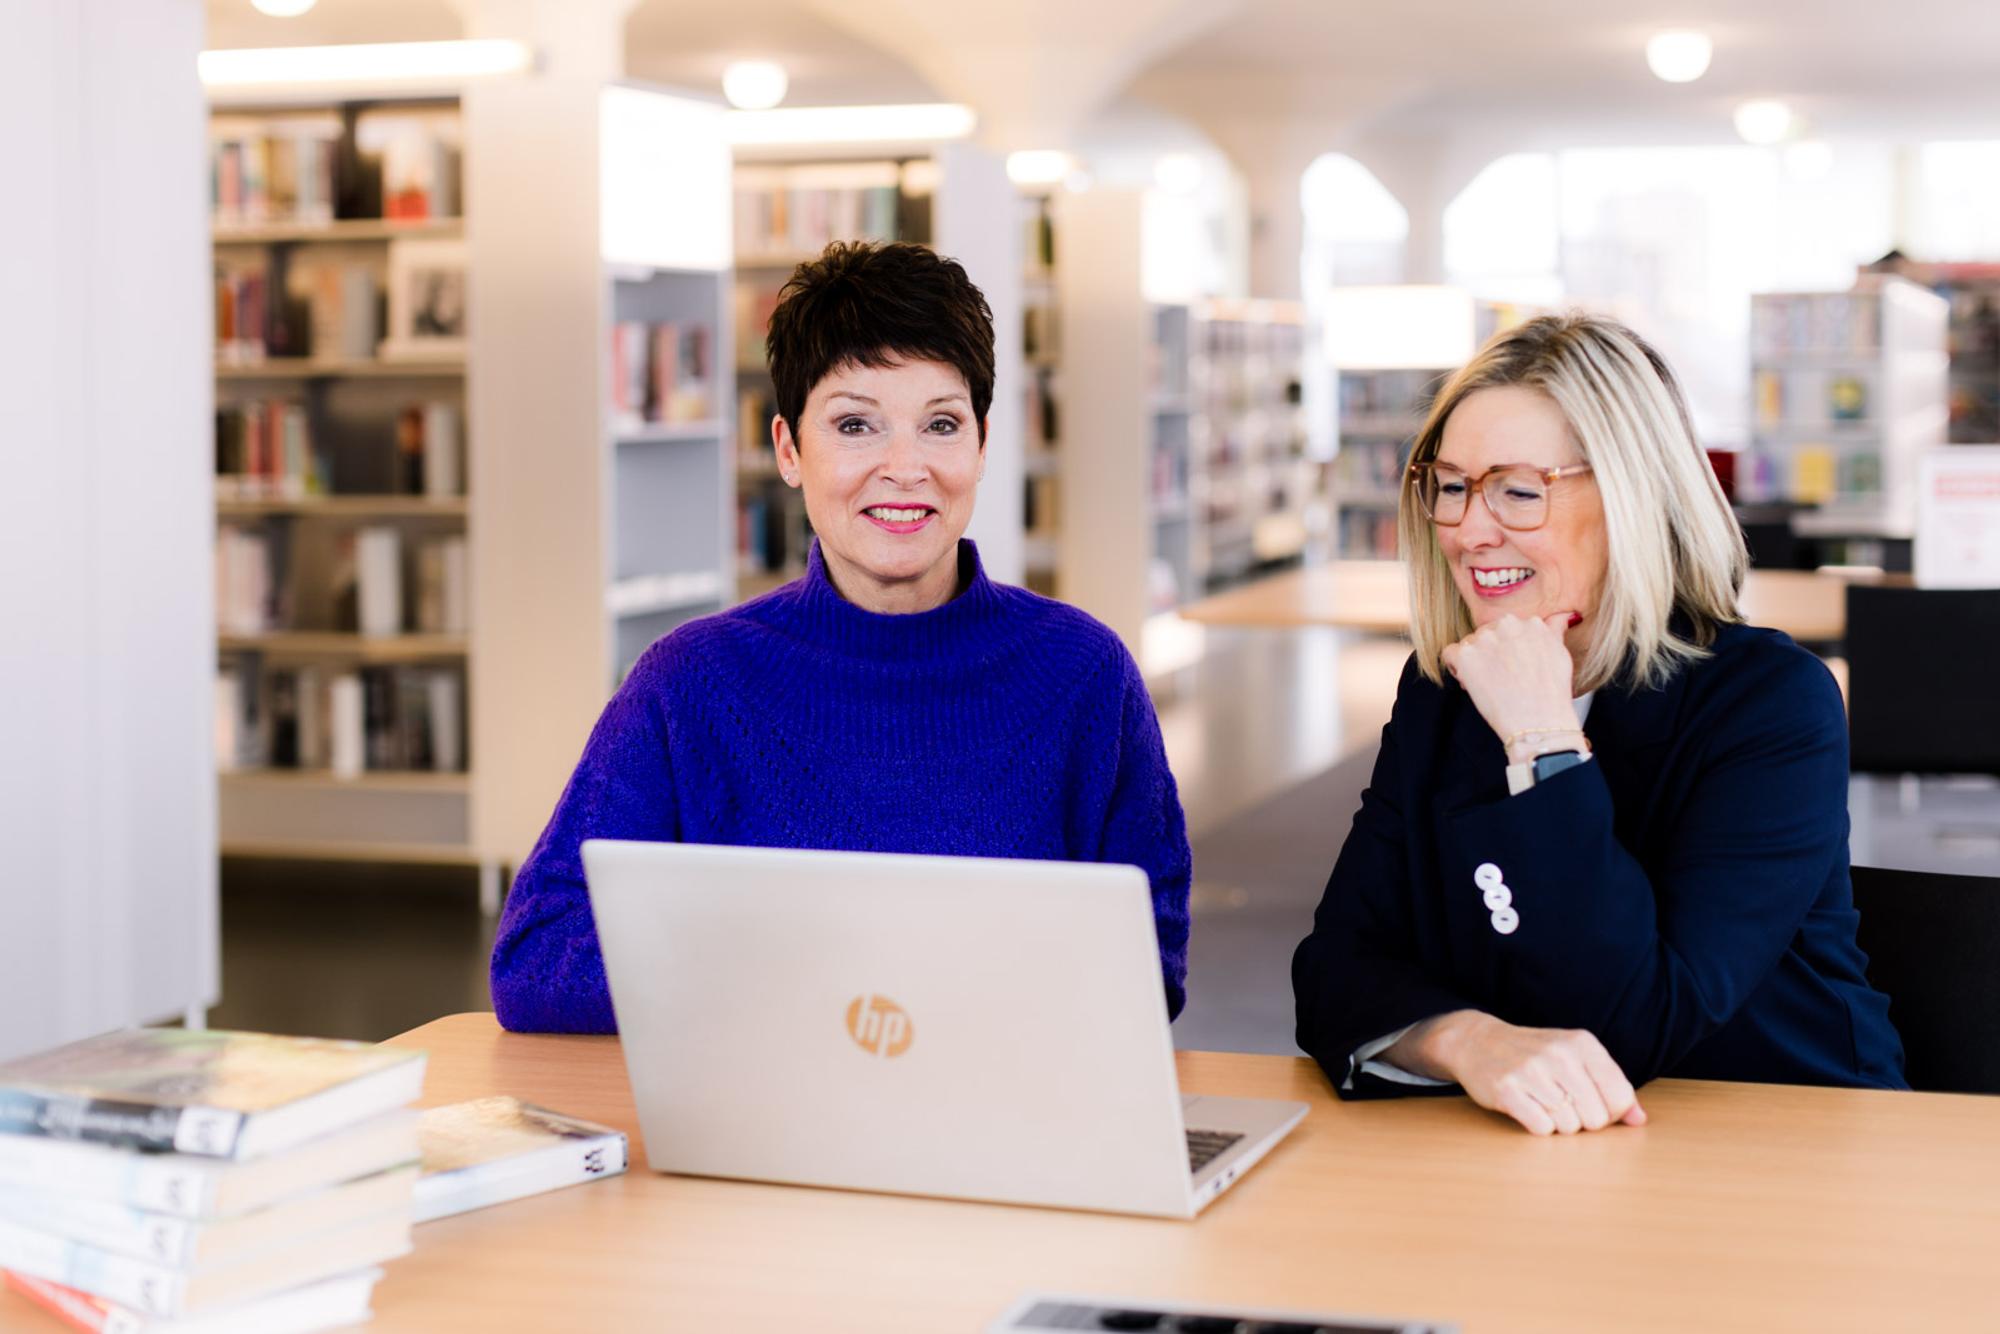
top-left (845, 994), bottom-right (914, 1058)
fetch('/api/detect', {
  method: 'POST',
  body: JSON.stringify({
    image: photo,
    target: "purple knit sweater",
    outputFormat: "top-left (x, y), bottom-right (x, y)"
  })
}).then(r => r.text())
top-left (489, 540), bottom-right (1192, 1033)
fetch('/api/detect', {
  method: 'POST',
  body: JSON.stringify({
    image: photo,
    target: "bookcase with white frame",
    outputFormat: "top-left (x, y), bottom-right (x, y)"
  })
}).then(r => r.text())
top-left (727, 138), bottom-right (1026, 599)
top-left (209, 95), bottom-right (481, 880)
top-left (1744, 275), bottom-right (1950, 569)
top-left (210, 80), bottom-right (737, 913)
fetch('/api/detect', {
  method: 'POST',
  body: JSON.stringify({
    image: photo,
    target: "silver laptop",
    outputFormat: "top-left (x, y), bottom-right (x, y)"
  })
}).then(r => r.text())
top-left (581, 840), bottom-right (1307, 1219)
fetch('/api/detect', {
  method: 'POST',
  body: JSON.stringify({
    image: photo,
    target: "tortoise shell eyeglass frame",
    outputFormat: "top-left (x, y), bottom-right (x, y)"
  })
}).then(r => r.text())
top-left (1406, 460), bottom-right (1596, 532)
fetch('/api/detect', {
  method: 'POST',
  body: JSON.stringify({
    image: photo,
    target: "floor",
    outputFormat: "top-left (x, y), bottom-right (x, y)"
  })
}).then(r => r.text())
top-left (209, 624), bottom-right (1411, 1051)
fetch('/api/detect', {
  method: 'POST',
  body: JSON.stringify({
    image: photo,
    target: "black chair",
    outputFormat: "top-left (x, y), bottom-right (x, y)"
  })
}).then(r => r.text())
top-left (1851, 865), bottom-right (2000, 1095)
top-left (1844, 584), bottom-right (2000, 775)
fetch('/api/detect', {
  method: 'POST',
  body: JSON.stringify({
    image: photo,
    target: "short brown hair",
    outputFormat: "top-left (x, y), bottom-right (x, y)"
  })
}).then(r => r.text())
top-left (764, 241), bottom-right (995, 443)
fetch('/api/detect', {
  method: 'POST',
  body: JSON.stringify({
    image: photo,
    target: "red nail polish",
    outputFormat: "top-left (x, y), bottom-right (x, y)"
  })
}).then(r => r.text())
top-left (1568, 613), bottom-right (1583, 627)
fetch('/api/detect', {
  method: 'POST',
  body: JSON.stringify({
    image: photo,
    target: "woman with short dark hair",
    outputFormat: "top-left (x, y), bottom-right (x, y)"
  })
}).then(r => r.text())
top-left (492, 241), bottom-right (1192, 1032)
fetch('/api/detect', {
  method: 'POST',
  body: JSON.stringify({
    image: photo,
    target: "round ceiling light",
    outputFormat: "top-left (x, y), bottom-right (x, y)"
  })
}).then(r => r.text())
top-left (1645, 31), bottom-right (1712, 84)
top-left (1734, 99), bottom-right (1797, 145)
top-left (722, 60), bottom-right (789, 112)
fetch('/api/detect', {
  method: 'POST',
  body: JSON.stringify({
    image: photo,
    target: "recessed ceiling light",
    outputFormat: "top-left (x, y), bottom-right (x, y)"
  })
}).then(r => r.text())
top-left (1646, 31), bottom-right (1712, 83)
top-left (251, 0), bottom-right (318, 16)
top-left (1734, 99), bottom-right (1796, 145)
top-left (722, 60), bottom-right (788, 111)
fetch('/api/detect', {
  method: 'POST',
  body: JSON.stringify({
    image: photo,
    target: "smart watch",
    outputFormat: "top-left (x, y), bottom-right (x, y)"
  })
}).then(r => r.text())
top-left (1531, 749), bottom-right (1589, 783)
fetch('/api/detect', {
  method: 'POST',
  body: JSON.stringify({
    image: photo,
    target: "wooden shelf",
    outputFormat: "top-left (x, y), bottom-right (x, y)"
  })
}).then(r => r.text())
top-left (218, 632), bottom-right (469, 661)
top-left (217, 495), bottom-right (469, 518)
top-left (212, 217), bottom-right (464, 245)
top-left (221, 769), bottom-right (471, 795)
top-left (220, 837), bottom-right (479, 866)
top-left (215, 358), bottom-right (465, 380)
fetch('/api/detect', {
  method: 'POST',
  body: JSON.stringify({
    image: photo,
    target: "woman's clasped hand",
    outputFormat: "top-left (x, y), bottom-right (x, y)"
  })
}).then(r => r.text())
top-left (1391, 1010), bottom-right (1647, 1135)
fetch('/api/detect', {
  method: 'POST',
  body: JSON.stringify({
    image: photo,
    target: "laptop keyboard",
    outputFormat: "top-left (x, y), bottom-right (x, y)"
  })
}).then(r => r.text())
top-left (1185, 1129), bottom-right (1244, 1175)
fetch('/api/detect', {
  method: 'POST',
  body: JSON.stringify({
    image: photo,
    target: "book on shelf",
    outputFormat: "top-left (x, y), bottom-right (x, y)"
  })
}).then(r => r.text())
top-left (1750, 291), bottom-right (1881, 357)
top-left (732, 161), bottom-right (909, 258)
top-left (352, 106), bottom-right (461, 223)
top-left (355, 527), bottom-right (402, 637)
top-left (395, 401), bottom-right (462, 497)
top-left (214, 525), bottom-right (290, 636)
top-left (0, 1030), bottom-right (424, 1161)
top-left (610, 321), bottom-right (716, 429)
top-left (733, 274), bottom-right (785, 370)
top-left (413, 1097), bottom-right (627, 1224)
top-left (3, 1266), bottom-right (384, 1334)
top-left (215, 400), bottom-right (323, 501)
top-left (209, 113), bottom-right (341, 229)
top-left (219, 661), bottom-right (467, 779)
top-left (215, 251), bottom-right (381, 366)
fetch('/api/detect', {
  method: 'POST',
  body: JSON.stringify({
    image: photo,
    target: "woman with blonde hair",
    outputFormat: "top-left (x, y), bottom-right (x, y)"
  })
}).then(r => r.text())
top-left (1292, 313), bottom-right (1905, 1135)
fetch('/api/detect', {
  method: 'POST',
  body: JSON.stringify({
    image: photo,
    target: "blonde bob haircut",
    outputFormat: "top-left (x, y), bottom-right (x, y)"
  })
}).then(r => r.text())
top-left (1400, 312), bottom-right (1747, 694)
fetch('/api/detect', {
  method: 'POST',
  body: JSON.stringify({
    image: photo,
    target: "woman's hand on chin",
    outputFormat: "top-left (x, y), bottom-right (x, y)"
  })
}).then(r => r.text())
top-left (1440, 611), bottom-right (1585, 763)
top-left (1393, 1010), bottom-right (1647, 1135)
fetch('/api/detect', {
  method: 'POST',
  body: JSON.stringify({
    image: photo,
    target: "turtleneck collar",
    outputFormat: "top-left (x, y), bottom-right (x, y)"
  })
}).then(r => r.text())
top-left (784, 538), bottom-right (1009, 664)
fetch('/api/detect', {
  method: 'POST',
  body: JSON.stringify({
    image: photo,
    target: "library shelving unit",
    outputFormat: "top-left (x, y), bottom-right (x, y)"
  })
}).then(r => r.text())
top-left (730, 159), bottom-right (931, 599)
top-left (1326, 293), bottom-right (1535, 559)
top-left (1187, 298), bottom-right (1312, 591)
top-left (1020, 185), bottom-right (1062, 596)
top-left (1331, 366), bottom-right (1443, 559)
top-left (726, 140), bottom-right (1026, 599)
top-left (1869, 259), bottom-right (2000, 443)
top-left (1745, 275), bottom-right (1950, 569)
top-left (208, 95), bottom-right (484, 879)
top-left (209, 80), bottom-right (736, 910)
top-left (1148, 303), bottom-right (1197, 610)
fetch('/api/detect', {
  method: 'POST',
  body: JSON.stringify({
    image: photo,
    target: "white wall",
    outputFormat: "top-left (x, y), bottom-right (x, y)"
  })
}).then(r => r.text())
top-left (0, 0), bottom-right (217, 1060)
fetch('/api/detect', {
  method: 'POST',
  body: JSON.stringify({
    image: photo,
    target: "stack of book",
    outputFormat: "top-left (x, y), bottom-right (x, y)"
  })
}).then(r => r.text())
top-left (0, 1029), bottom-right (426, 1332)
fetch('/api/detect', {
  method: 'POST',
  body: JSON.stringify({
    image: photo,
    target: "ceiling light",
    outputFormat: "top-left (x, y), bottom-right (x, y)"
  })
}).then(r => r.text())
top-left (1734, 99), bottom-right (1796, 145)
top-left (721, 60), bottom-right (788, 111)
top-left (198, 39), bottom-right (531, 88)
top-left (251, 0), bottom-right (318, 15)
top-left (1153, 153), bottom-right (1204, 195)
top-left (1645, 31), bottom-right (1712, 83)
top-left (725, 103), bottom-right (976, 148)
top-left (1006, 151), bottom-right (1075, 187)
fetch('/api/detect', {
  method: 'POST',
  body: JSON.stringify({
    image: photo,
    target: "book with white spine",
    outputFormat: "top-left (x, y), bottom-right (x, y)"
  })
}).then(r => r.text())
top-left (3, 1266), bottom-right (382, 1334)
top-left (414, 1097), bottom-right (627, 1223)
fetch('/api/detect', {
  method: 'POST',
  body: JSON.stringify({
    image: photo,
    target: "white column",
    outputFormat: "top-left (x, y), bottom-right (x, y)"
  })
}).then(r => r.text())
top-left (935, 142), bottom-right (1027, 586)
top-left (0, 0), bottom-right (216, 1060)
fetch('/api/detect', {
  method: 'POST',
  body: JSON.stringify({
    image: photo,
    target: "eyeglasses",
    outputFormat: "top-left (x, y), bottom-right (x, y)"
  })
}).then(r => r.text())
top-left (1408, 460), bottom-right (1594, 532)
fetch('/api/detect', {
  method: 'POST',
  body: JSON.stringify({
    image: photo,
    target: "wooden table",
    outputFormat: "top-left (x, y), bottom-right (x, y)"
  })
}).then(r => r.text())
top-left (12, 1013), bottom-right (1980, 1332)
top-left (1181, 561), bottom-right (1893, 644)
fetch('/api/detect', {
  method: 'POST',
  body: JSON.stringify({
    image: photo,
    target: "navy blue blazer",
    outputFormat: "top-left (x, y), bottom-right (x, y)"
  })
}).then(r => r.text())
top-left (1293, 620), bottom-right (1906, 1097)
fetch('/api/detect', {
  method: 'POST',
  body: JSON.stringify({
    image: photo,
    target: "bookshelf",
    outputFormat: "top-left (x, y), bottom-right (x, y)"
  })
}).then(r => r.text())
top-left (1150, 303), bottom-right (1196, 610)
top-left (1745, 276), bottom-right (1950, 567)
top-left (1868, 259), bottom-right (2000, 443)
top-left (1188, 298), bottom-right (1313, 590)
top-left (726, 142), bottom-right (1026, 596)
top-left (209, 81), bottom-right (737, 909)
top-left (208, 96), bottom-right (480, 881)
top-left (1021, 185), bottom-right (1062, 595)
top-left (728, 159), bottom-right (932, 596)
top-left (1332, 367), bottom-right (1441, 559)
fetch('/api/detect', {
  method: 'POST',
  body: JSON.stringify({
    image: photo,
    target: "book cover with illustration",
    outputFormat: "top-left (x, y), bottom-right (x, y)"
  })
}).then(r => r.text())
top-left (0, 1030), bottom-right (424, 1160)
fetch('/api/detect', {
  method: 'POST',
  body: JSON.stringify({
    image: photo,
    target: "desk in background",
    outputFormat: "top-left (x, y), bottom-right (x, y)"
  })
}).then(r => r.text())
top-left (1180, 560), bottom-right (1896, 645)
top-left (5, 1014), bottom-right (1978, 1332)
